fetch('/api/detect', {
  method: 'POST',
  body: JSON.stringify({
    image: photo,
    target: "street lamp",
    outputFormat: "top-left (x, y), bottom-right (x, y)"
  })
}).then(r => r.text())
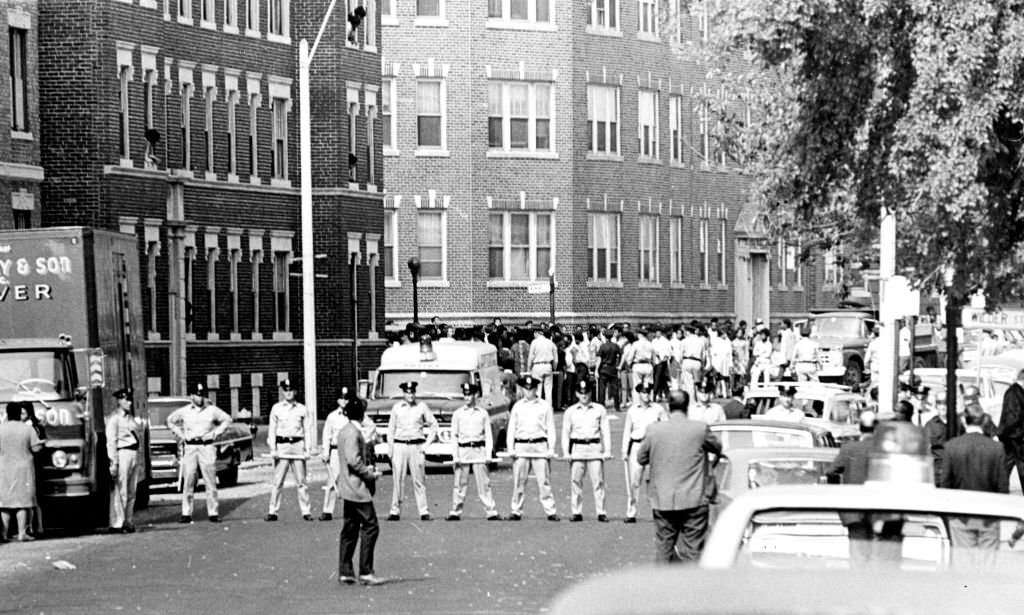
top-left (408, 256), bottom-right (420, 325)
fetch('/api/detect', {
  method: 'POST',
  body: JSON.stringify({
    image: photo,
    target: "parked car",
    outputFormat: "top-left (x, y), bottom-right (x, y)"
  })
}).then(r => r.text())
top-left (710, 419), bottom-right (837, 451)
top-left (147, 396), bottom-right (255, 488)
top-left (745, 382), bottom-right (866, 443)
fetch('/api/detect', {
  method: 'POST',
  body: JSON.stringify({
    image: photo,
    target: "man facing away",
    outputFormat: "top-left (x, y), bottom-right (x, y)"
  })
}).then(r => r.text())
top-left (636, 390), bottom-right (722, 563)
top-left (336, 396), bottom-right (385, 586)
top-left (998, 368), bottom-right (1024, 487)
top-left (595, 329), bottom-right (623, 412)
top-left (528, 328), bottom-right (559, 404)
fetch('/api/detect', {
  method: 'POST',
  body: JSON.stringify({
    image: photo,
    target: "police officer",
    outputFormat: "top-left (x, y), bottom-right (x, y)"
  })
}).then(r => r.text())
top-left (265, 379), bottom-right (315, 522)
top-left (562, 379), bottom-right (611, 522)
top-left (446, 382), bottom-right (500, 521)
top-left (791, 326), bottom-right (820, 382)
top-left (386, 381), bottom-right (438, 521)
top-left (506, 374), bottom-right (559, 521)
top-left (321, 388), bottom-right (379, 521)
top-left (621, 382), bottom-right (667, 523)
top-left (166, 383), bottom-right (232, 523)
top-left (106, 388), bottom-right (143, 533)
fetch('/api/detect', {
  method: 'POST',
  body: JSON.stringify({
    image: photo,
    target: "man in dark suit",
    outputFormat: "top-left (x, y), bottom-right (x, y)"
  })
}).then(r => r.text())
top-left (827, 411), bottom-right (876, 486)
top-left (336, 397), bottom-right (384, 586)
top-left (942, 403), bottom-right (1009, 568)
top-left (636, 390), bottom-right (722, 563)
top-left (997, 369), bottom-right (1024, 485)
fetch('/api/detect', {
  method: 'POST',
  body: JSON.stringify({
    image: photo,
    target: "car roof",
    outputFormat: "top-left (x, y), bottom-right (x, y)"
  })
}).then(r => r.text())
top-left (378, 341), bottom-right (496, 371)
top-left (711, 419), bottom-right (833, 435)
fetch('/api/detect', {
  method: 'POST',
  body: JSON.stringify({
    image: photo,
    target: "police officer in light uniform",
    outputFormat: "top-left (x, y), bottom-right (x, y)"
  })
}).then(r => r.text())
top-left (630, 329), bottom-right (656, 402)
top-left (446, 382), bottom-right (500, 521)
top-left (386, 381), bottom-right (439, 521)
top-left (562, 379), bottom-right (611, 522)
top-left (506, 374), bottom-right (559, 521)
top-left (106, 388), bottom-right (143, 533)
top-left (792, 326), bottom-right (820, 382)
top-left (621, 382), bottom-right (667, 523)
top-left (265, 379), bottom-right (316, 521)
top-left (166, 383), bottom-right (232, 523)
top-left (320, 388), bottom-right (379, 521)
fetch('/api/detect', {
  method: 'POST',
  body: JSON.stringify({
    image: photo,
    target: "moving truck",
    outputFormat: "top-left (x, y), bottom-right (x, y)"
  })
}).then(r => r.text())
top-left (0, 228), bottom-right (148, 527)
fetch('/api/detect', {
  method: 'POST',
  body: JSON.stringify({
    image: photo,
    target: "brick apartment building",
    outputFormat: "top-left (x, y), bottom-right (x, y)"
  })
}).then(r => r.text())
top-left (381, 1), bottom-right (839, 327)
top-left (29, 0), bottom-right (385, 417)
top-left (2, 2), bottom-right (43, 229)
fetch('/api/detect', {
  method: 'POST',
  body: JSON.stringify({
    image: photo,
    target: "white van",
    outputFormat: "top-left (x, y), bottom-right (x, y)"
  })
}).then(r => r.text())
top-left (367, 339), bottom-right (511, 465)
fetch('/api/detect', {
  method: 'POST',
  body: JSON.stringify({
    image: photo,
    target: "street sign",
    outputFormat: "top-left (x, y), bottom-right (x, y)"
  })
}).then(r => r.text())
top-left (880, 275), bottom-right (920, 322)
top-left (526, 282), bottom-right (553, 295)
top-left (961, 307), bottom-right (1024, 330)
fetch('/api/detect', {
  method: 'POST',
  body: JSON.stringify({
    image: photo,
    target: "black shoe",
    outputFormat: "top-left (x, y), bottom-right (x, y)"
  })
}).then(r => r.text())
top-left (209, 516), bottom-right (220, 523)
top-left (570, 514), bottom-right (583, 522)
top-left (624, 517), bottom-right (637, 524)
top-left (420, 514), bottom-right (431, 521)
top-left (445, 514), bottom-right (460, 521)
top-left (109, 526), bottom-right (124, 534)
top-left (547, 514), bottom-right (560, 522)
top-left (319, 513), bottom-right (333, 521)
top-left (264, 514), bottom-right (278, 522)
top-left (179, 516), bottom-right (193, 524)
top-left (303, 514), bottom-right (314, 521)
top-left (487, 514), bottom-right (502, 521)
top-left (123, 523), bottom-right (136, 533)
top-left (597, 514), bottom-right (608, 523)
top-left (508, 514), bottom-right (522, 521)
top-left (386, 514), bottom-right (400, 521)
top-left (338, 574), bottom-right (357, 585)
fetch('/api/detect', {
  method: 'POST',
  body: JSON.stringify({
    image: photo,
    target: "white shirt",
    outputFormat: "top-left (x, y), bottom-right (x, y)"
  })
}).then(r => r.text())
top-left (764, 404), bottom-right (804, 422)
top-left (689, 402), bottom-right (727, 424)
top-left (506, 396), bottom-right (556, 449)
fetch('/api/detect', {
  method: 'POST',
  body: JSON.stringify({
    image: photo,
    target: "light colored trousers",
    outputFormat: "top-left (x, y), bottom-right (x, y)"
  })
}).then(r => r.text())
top-left (531, 363), bottom-right (554, 403)
top-left (268, 457), bottom-right (311, 515)
top-left (449, 463), bottom-right (497, 517)
top-left (631, 363), bottom-right (654, 402)
top-left (570, 459), bottom-right (606, 516)
top-left (511, 456), bottom-right (557, 516)
top-left (794, 363), bottom-right (819, 381)
top-left (110, 449), bottom-right (138, 528)
top-left (181, 444), bottom-right (218, 517)
top-left (390, 442), bottom-right (429, 516)
top-left (680, 358), bottom-right (702, 397)
top-left (624, 444), bottom-right (647, 519)
top-left (322, 449), bottom-right (341, 514)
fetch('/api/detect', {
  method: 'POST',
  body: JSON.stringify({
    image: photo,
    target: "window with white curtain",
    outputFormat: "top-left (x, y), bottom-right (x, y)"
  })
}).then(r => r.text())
top-left (9, 28), bottom-right (28, 131)
top-left (489, 212), bottom-right (553, 281)
top-left (587, 85), bottom-right (619, 155)
top-left (637, 0), bottom-right (657, 36)
top-left (416, 80), bottom-right (443, 149)
top-left (639, 215), bottom-right (659, 283)
top-left (586, 0), bottom-right (618, 31)
top-left (383, 210), bottom-right (397, 282)
top-left (488, 0), bottom-right (550, 22)
top-left (271, 97), bottom-right (289, 179)
top-left (638, 90), bottom-right (659, 160)
top-left (382, 78), bottom-right (395, 151)
top-left (588, 213), bottom-right (620, 281)
top-left (417, 210), bottom-right (445, 279)
top-left (488, 81), bottom-right (552, 152)
top-left (669, 95), bottom-right (683, 164)
top-left (669, 217), bottom-right (683, 283)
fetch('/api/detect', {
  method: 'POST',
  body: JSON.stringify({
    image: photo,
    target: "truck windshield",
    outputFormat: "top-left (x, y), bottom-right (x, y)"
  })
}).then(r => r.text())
top-left (377, 371), bottom-right (470, 399)
top-left (0, 351), bottom-right (73, 402)
top-left (814, 317), bottom-right (863, 338)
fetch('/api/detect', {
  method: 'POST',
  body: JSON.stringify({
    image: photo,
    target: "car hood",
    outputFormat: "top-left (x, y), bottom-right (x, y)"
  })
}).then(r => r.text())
top-left (815, 336), bottom-right (867, 349)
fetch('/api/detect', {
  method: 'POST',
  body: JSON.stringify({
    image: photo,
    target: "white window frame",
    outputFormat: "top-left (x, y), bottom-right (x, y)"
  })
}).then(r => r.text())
top-left (245, 0), bottom-right (260, 36)
top-left (248, 91), bottom-right (260, 180)
top-left (637, 0), bottom-right (658, 39)
top-left (204, 86), bottom-right (216, 175)
top-left (669, 94), bottom-right (683, 165)
top-left (229, 247), bottom-right (241, 334)
top-left (207, 240), bottom-right (220, 334)
top-left (224, 0), bottom-right (239, 32)
top-left (180, 82), bottom-right (194, 170)
top-left (717, 219), bottom-right (727, 286)
top-left (414, 0), bottom-right (447, 27)
top-left (250, 241), bottom-right (263, 334)
top-left (381, 0), bottom-right (397, 25)
top-left (487, 0), bottom-right (554, 30)
top-left (365, 89), bottom-right (377, 186)
top-left (638, 89), bottom-right (659, 162)
top-left (416, 209), bottom-right (447, 282)
top-left (271, 97), bottom-right (290, 182)
top-left (383, 209), bottom-right (398, 285)
top-left (487, 80), bottom-right (556, 158)
top-left (669, 217), bottom-right (683, 285)
top-left (824, 247), bottom-right (842, 288)
top-left (10, 27), bottom-right (29, 133)
top-left (588, 212), bottom-right (621, 283)
top-left (697, 98), bottom-right (710, 164)
top-left (272, 250), bottom-right (291, 333)
top-left (638, 214), bottom-right (659, 284)
top-left (586, 0), bottom-right (620, 34)
top-left (587, 84), bottom-right (620, 158)
top-left (178, 0), bottom-right (193, 24)
top-left (347, 0), bottom-right (376, 51)
top-left (699, 218), bottom-right (709, 286)
top-left (488, 211), bottom-right (555, 282)
top-left (267, 0), bottom-right (290, 43)
top-left (226, 89), bottom-right (239, 179)
top-left (201, 0), bottom-right (216, 28)
top-left (382, 77), bottom-right (397, 154)
top-left (776, 238), bottom-right (787, 289)
top-left (119, 65), bottom-right (133, 164)
top-left (348, 98), bottom-right (359, 182)
top-left (415, 78), bottom-right (447, 154)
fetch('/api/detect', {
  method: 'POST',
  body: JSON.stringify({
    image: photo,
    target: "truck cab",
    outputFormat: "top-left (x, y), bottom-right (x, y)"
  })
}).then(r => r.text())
top-left (367, 339), bottom-right (510, 464)
top-left (804, 311), bottom-right (877, 386)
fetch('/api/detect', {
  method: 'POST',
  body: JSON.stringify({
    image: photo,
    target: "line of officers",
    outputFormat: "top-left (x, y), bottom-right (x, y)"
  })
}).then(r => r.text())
top-left (107, 372), bottom-right (673, 530)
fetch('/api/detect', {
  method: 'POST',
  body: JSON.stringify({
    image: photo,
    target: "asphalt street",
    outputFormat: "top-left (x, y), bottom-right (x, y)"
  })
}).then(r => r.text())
top-left (0, 413), bottom-right (656, 615)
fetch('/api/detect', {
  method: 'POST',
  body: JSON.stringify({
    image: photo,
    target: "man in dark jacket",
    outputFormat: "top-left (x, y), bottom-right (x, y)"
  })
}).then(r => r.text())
top-left (943, 403), bottom-right (1009, 567)
top-left (337, 397), bottom-right (384, 586)
top-left (827, 411), bottom-right (876, 486)
top-left (636, 390), bottom-right (722, 563)
top-left (924, 391), bottom-right (963, 486)
top-left (998, 369), bottom-right (1024, 485)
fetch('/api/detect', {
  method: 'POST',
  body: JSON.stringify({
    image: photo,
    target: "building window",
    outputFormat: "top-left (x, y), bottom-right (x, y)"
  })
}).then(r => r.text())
top-left (271, 97), bottom-right (288, 179)
top-left (9, 28), bottom-right (28, 131)
top-left (251, 248), bottom-right (262, 334)
top-left (119, 66), bottom-right (132, 159)
top-left (268, 0), bottom-right (288, 36)
top-left (417, 0), bottom-right (440, 17)
top-left (637, 0), bottom-right (657, 36)
top-left (272, 251), bottom-right (290, 332)
top-left (204, 87), bottom-right (215, 173)
top-left (489, 0), bottom-right (550, 22)
top-left (488, 212), bottom-right (553, 281)
top-left (488, 81), bottom-right (552, 152)
top-left (207, 246), bottom-right (219, 333)
top-left (697, 98), bottom-right (709, 163)
top-left (245, 0), bottom-right (259, 31)
top-left (383, 210), bottom-right (397, 282)
top-left (416, 210), bottom-right (445, 280)
top-left (416, 80), bottom-right (443, 149)
top-left (143, 70), bottom-right (155, 130)
top-left (178, 0), bottom-right (192, 19)
top-left (225, 0), bottom-right (238, 28)
top-left (201, 0), bottom-right (214, 23)
top-left (366, 100), bottom-right (376, 183)
top-left (227, 91), bottom-right (238, 175)
top-left (588, 213), bottom-right (620, 281)
top-left (669, 217), bottom-right (683, 284)
top-left (587, 85), bottom-right (619, 156)
top-left (699, 218), bottom-right (709, 285)
top-left (824, 248), bottom-right (842, 287)
top-left (638, 215), bottom-right (658, 283)
top-left (717, 220), bottom-right (726, 284)
top-left (229, 248), bottom-right (241, 334)
top-left (181, 84), bottom-right (193, 169)
top-left (348, 100), bottom-right (358, 181)
top-left (382, 0), bottom-right (392, 19)
top-left (638, 90), bottom-right (659, 160)
top-left (146, 242), bottom-right (158, 335)
top-left (669, 95), bottom-right (683, 164)
top-left (350, 0), bottom-right (375, 47)
top-left (184, 247), bottom-right (195, 334)
top-left (249, 93), bottom-right (259, 177)
top-left (13, 209), bottom-right (30, 229)
top-left (382, 78), bottom-right (395, 151)
top-left (586, 0), bottom-right (618, 30)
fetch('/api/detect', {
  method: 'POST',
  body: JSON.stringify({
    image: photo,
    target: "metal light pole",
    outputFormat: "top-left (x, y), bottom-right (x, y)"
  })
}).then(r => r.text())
top-left (299, 0), bottom-right (340, 422)
top-left (408, 257), bottom-right (420, 325)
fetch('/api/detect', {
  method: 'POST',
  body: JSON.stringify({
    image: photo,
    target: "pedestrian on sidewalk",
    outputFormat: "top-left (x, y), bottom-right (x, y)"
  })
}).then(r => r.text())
top-left (636, 390), bottom-right (722, 563)
top-left (386, 381), bottom-right (438, 521)
top-left (562, 379), bottom-right (611, 522)
top-left (336, 396), bottom-right (384, 586)
top-left (265, 379), bottom-right (315, 522)
top-left (446, 383), bottom-right (500, 521)
top-left (166, 382), bottom-right (232, 524)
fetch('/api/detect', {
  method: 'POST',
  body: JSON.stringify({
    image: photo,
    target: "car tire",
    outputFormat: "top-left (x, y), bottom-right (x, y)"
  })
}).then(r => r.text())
top-left (218, 454), bottom-right (240, 487)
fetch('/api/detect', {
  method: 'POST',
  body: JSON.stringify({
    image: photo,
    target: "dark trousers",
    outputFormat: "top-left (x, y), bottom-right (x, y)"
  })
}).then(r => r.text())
top-left (652, 505), bottom-right (708, 563)
top-left (338, 499), bottom-right (380, 577)
top-left (652, 362), bottom-right (670, 400)
top-left (598, 372), bottom-right (620, 411)
top-left (1003, 441), bottom-right (1024, 487)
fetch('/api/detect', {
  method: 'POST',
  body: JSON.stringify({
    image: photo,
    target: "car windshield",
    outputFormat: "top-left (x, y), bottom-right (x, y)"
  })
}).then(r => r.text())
top-left (377, 371), bottom-right (470, 398)
top-left (746, 459), bottom-right (834, 489)
top-left (713, 428), bottom-right (814, 450)
top-left (813, 317), bottom-right (864, 338)
top-left (737, 508), bottom-right (1024, 572)
top-left (148, 400), bottom-right (187, 427)
top-left (0, 351), bottom-right (73, 402)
